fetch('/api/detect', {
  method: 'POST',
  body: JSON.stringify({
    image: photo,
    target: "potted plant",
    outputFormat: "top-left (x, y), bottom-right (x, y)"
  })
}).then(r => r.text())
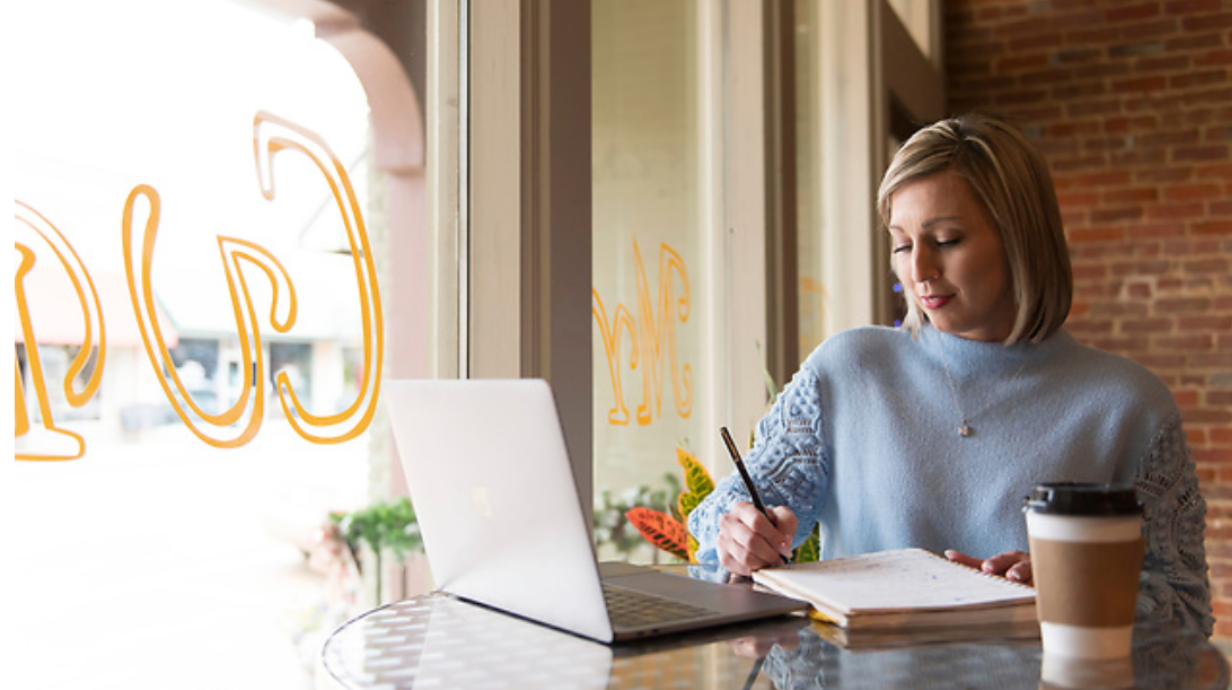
top-left (331, 496), bottom-right (422, 604)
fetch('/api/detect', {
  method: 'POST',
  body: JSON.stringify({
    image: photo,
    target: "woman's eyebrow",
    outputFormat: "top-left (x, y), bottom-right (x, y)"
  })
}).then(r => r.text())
top-left (920, 215), bottom-right (962, 229)
top-left (888, 215), bottom-right (962, 232)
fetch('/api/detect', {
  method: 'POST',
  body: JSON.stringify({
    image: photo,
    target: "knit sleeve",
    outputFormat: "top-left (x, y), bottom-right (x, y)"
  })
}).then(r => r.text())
top-left (687, 365), bottom-right (830, 565)
top-left (1134, 413), bottom-right (1213, 637)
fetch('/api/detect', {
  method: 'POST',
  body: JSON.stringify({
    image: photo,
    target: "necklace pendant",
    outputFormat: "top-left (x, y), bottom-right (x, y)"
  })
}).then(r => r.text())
top-left (958, 423), bottom-right (972, 438)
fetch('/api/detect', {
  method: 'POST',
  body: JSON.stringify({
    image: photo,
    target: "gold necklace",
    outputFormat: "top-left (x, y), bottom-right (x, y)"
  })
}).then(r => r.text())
top-left (934, 330), bottom-right (1030, 438)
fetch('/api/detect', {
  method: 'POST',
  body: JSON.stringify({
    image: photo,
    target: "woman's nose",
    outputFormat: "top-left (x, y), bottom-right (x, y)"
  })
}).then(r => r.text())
top-left (911, 248), bottom-right (939, 283)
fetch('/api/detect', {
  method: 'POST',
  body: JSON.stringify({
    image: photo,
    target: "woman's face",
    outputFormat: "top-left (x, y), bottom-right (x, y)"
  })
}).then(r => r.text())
top-left (888, 171), bottom-right (1016, 342)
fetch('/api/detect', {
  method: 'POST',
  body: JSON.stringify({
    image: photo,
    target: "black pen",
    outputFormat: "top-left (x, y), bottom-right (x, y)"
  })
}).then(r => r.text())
top-left (720, 427), bottom-right (791, 565)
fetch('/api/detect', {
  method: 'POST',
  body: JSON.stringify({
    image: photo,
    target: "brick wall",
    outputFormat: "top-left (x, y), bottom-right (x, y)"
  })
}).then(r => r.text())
top-left (944, 0), bottom-right (1232, 638)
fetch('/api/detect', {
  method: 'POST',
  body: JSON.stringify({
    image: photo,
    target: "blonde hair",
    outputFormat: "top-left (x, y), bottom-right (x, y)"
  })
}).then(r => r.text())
top-left (877, 114), bottom-right (1072, 344)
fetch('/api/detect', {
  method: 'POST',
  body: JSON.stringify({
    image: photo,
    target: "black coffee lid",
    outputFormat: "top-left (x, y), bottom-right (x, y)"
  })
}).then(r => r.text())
top-left (1024, 482), bottom-right (1142, 516)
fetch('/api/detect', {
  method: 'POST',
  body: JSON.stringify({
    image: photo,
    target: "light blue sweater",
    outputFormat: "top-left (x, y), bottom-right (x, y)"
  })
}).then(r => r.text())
top-left (688, 325), bottom-right (1212, 635)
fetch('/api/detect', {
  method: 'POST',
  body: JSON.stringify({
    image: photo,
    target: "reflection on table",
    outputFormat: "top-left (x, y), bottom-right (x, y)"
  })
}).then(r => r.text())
top-left (320, 591), bottom-right (1227, 690)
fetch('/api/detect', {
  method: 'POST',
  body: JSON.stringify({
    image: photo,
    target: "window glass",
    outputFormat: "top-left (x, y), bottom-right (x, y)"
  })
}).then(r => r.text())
top-left (591, 0), bottom-right (701, 562)
top-left (794, 0), bottom-right (826, 357)
top-left (14, 1), bottom-right (380, 686)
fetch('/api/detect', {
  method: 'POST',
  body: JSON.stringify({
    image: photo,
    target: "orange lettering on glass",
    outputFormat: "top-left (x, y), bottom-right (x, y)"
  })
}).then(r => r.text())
top-left (120, 112), bottom-right (383, 448)
top-left (253, 112), bottom-right (382, 444)
top-left (123, 185), bottom-right (280, 447)
top-left (592, 289), bottom-right (638, 425)
top-left (593, 238), bottom-right (692, 427)
top-left (15, 113), bottom-right (382, 458)
top-left (14, 202), bottom-right (107, 461)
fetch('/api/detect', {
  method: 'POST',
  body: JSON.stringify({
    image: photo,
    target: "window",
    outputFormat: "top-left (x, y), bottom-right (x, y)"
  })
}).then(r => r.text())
top-left (588, 0), bottom-right (778, 563)
top-left (15, 1), bottom-right (945, 685)
top-left (13, 1), bottom-right (416, 686)
top-left (591, 0), bottom-right (703, 560)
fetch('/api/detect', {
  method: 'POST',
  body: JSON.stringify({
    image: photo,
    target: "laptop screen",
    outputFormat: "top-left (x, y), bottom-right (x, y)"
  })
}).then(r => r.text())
top-left (384, 378), bottom-right (615, 642)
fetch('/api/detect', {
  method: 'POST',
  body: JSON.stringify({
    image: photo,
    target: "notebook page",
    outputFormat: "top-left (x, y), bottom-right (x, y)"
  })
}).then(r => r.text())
top-left (757, 548), bottom-right (1035, 614)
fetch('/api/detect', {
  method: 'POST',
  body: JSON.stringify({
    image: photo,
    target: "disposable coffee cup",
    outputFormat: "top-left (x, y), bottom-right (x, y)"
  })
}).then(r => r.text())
top-left (1025, 483), bottom-right (1144, 660)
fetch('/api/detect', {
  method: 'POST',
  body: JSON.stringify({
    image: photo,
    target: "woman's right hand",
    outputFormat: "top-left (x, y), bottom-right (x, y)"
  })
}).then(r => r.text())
top-left (717, 501), bottom-right (798, 576)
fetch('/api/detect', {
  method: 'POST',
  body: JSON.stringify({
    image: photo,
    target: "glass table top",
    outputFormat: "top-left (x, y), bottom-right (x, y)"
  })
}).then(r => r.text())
top-left (321, 589), bottom-right (1227, 690)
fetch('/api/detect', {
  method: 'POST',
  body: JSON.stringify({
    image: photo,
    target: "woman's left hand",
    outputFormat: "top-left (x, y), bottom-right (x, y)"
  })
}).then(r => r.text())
top-left (944, 549), bottom-right (1032, 585)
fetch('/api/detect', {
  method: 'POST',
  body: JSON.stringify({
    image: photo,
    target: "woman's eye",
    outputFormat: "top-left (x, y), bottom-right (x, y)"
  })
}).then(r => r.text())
top-left (936, 238), bottom-right (960, 248)
top-left (892, 244), bottom-right (911, 254)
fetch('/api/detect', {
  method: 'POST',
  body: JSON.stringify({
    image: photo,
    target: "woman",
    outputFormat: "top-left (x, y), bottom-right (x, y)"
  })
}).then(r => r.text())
top-left (688, 114), bottom-right (1212, 635)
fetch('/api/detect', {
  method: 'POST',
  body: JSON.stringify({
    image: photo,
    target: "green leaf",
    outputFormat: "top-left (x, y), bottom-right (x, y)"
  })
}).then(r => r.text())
top-left (676, 448), bottom-right (714, 497)
top-left (331, 496), bottom-right (422, 562)
top-left (793, 525), bottom-right (821, 563)
top-left (677, 491), bottom-right (701, 519)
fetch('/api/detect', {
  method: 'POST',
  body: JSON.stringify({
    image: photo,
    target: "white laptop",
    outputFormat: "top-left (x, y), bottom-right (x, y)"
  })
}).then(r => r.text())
top-left (383, 378), bottom-right (807, 644)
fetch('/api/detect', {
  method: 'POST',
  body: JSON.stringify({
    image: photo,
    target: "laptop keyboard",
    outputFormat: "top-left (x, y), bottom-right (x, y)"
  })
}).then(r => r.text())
top-left (602, 583), bottom-right (717, 628)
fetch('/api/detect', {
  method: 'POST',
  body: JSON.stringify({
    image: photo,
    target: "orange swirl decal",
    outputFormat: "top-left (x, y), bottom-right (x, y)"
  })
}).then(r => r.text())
top-left (592, 288), bottom-right (638, 425)
top-left (123, 186), bottom-right (275, 447)
top-left (592, 238), bottom-right (692, 426)
top-left (253, 112), bottom-right (382, 444)
top-left (14, 202), bottom-right (106, 460)
top-left (117, 113), bottom-right (383, 449)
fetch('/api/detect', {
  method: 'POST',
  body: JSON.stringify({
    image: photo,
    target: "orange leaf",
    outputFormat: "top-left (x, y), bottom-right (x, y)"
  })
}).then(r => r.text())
top-left (625, 507), bottom-right (689, 561)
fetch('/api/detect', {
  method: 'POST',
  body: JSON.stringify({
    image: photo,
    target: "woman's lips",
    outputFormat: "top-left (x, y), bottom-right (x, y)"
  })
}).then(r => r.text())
top-left (920, 294), bottom-right (953, 310)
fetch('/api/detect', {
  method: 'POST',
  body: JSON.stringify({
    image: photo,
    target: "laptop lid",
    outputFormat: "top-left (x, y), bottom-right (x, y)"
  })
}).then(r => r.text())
top-left (385, 378), bottom-right (807, 644)
top-left (384, 378), bottom-right (616, 642)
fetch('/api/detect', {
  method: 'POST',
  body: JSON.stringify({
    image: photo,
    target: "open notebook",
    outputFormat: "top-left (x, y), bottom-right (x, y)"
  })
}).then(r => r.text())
top-left (752, 548), bottom-right (1037, 630)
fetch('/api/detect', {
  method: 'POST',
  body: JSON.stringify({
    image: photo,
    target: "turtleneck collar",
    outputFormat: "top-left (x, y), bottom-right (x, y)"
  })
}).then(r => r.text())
top-left (918, 322), bottom-right (1073, 378)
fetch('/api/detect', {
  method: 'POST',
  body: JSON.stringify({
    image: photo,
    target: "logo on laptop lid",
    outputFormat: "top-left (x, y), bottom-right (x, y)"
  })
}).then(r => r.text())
top-left (471, 486), bottom-right (494, 519)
